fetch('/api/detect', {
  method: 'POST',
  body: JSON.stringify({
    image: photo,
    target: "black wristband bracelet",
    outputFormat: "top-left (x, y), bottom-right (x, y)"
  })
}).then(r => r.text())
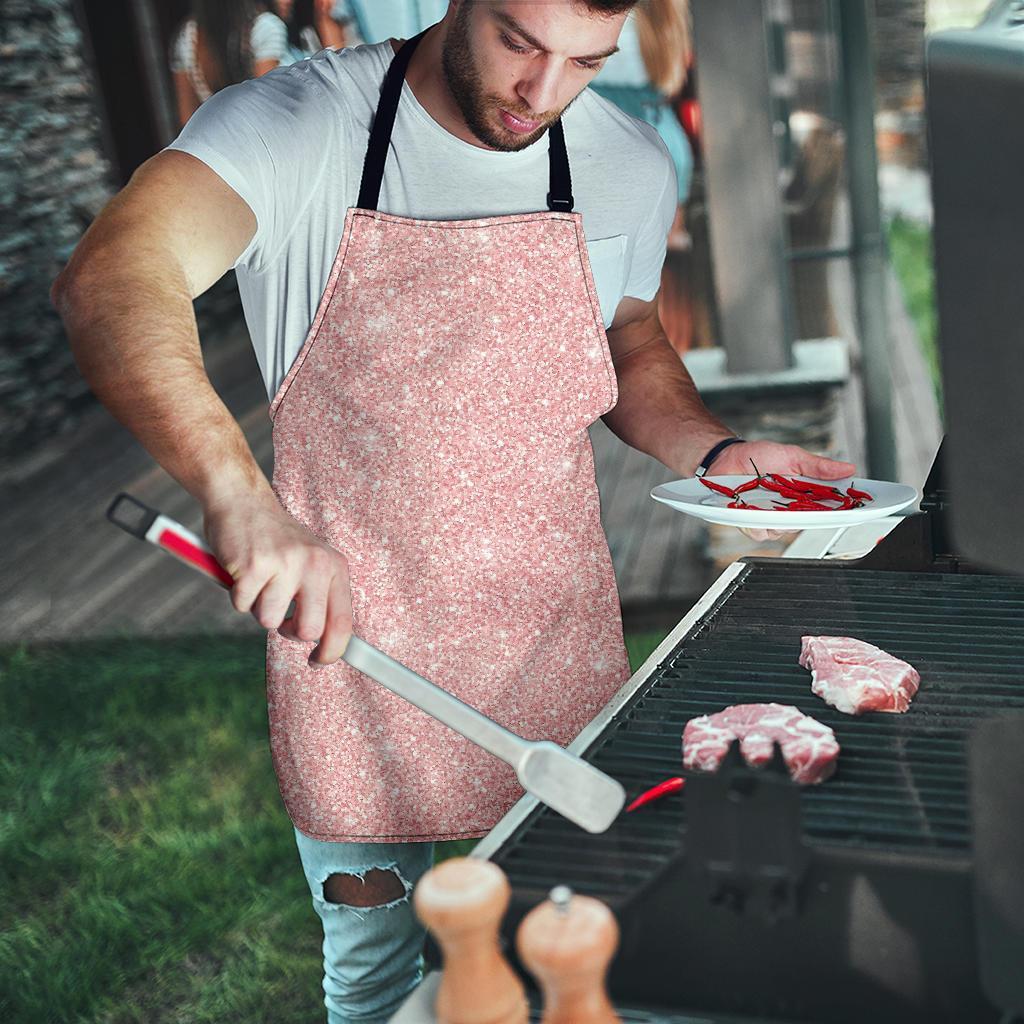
top-left (695, 437), bottom-right (745, 478)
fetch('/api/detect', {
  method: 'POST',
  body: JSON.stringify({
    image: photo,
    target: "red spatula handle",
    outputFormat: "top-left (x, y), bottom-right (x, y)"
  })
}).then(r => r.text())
top-left (106, 493), bottom-right (234, 589)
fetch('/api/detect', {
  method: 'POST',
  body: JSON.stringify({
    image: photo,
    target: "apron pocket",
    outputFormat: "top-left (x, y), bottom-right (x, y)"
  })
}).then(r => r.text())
top-left (585, 234), bottom-right (628, 328)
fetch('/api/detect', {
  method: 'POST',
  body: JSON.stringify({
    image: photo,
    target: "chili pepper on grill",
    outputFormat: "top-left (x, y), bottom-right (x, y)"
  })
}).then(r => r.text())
top-left (699, 477), bottom-right (738, 498)
top-left (625, 776), bottom-right (685, 812)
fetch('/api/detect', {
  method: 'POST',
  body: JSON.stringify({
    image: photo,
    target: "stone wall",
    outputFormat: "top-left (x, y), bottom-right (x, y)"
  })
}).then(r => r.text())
top-left (0, 0), bottom-right (115, 463)
top-left (0, 0), bottom-right (244, 466)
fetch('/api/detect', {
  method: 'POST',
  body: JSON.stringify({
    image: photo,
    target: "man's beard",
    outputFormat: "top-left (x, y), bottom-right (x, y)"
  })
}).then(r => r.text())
top-left (441, 5), bottom-right (562, 151)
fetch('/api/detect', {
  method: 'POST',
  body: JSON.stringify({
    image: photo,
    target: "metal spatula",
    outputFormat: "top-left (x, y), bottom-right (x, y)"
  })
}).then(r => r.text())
top-left (107, 493), bottom-right (626, 834)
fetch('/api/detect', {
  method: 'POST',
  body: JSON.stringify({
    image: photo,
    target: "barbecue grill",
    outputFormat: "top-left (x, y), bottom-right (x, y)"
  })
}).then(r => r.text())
top-left (470, 447), bottom-right (1024, 1022)
top-left (464, 10), bottom-right (1024, 1022)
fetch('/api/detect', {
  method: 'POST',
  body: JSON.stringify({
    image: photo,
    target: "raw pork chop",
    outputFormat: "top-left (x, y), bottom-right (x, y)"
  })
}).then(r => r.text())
top-left (799, 636), bottom-right (920, 716)
top-left (682, 703), bottom-right (839, 785)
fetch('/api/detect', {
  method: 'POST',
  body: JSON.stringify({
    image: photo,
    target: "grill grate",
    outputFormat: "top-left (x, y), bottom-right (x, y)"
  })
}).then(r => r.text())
top-left (492, 563), bottom-right (1024, 897)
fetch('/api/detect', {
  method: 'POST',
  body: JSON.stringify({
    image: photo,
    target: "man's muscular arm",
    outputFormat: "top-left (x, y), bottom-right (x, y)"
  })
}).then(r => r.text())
top-left (603, 294), bottom-right (856, 480)
top-left (51, 150), bottom-right (352, 662)
top-left (52, 151), bottom-right (259, 503)
top-left (602, 295), bottom-right (734, 476)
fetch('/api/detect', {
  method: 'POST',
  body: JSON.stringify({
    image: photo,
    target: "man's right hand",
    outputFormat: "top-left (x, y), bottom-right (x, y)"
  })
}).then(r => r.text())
top-left (203, 493), bottom-right (353, 665)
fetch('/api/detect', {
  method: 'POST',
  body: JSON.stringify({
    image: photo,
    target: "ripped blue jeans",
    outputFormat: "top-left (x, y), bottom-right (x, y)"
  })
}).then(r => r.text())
top-left (293, 826), bottom-right (436, 1024)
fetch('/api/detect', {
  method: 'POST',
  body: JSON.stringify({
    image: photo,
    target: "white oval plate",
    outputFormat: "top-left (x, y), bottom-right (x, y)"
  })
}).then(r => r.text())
top-left (650, 476), bottom-right (920, 530)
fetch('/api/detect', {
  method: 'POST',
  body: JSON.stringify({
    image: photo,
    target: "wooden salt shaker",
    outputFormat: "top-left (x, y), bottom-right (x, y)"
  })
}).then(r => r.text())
top-left (516, 885), bottom-right (621, 1024)
top-left (413, 857), bottom-right (528, 1024)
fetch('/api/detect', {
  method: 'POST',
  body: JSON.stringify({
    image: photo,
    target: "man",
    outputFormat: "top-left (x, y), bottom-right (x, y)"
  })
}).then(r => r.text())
top-left (52, 2), bottom-right (855, 1019)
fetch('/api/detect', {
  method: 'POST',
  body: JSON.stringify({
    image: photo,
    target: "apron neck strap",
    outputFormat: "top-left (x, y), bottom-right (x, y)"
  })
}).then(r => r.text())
top-left (357, 30), bottom-right (574, 214)
top-left (357, 30), bottom-right (426, 212)
top-left (546, 119), bottom-right (574, 213)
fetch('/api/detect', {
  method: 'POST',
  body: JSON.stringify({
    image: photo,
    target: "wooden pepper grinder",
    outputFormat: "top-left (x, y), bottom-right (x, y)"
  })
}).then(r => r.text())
top-left (413, 857), bottom-right (528, 1024)
top-left (516, 885), bottom-right (621, 1024)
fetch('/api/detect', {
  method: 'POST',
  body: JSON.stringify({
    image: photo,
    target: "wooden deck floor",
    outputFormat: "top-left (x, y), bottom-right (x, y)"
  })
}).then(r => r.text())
top-left (1, 244), bottom-right (940, 645)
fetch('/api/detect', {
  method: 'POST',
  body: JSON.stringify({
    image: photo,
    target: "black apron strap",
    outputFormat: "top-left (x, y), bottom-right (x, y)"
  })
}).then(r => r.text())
top-left (357, 30), bottom-right (575, 214)
top-left (546, 119), bottom-right (574, 213)
top-left (357, 30), bottom-right (428, 211)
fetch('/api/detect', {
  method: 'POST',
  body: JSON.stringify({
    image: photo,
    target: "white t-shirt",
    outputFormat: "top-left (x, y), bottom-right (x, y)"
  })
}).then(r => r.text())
top-left (167, 40), bottom-right (676, 399)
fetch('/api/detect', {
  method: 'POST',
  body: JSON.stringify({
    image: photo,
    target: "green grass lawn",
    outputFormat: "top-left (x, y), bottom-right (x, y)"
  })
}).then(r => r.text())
top-left (0, 631), bottom-right (667, 1023)
top-left (887, 215), bottom-right (942, 413)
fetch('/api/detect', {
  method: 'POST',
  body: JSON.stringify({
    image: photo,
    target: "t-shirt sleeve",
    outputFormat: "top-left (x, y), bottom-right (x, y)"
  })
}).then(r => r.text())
top-left (623, 139), bottom-right (678, 302)
top-left (164, 65), bottom-right (337, 273)
top-left (251, 11), bottom-right (289, 63)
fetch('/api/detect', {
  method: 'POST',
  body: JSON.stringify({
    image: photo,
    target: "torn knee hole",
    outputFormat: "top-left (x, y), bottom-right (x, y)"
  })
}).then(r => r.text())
top-left (323, 868), bottom-right (406, 908)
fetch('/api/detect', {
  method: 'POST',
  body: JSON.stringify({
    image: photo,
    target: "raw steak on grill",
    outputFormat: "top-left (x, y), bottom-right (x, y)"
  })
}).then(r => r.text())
top-left (682, 703), bottom-right (839, 785)
top-left (799, 635), bottom-right (920, 716)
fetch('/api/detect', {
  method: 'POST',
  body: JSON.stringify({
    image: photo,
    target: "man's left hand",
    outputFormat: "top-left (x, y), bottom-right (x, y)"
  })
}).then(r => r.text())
top-left (707, 440), bottom-right (857, 542)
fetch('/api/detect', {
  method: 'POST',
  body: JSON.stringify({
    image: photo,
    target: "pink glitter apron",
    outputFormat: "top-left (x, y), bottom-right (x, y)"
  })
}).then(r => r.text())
top-left (266, 32), bottom-right (630, 842)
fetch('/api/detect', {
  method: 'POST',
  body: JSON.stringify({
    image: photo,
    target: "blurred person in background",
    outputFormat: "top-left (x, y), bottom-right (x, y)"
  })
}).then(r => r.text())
top-left (171, 0), bottom-right (290, 128)
top-left (592, 0), bottom-right (693, 234)
top-left (275, 0), bottom-right (352, 63)
top-left (593, 0), bottom-right (693, 349)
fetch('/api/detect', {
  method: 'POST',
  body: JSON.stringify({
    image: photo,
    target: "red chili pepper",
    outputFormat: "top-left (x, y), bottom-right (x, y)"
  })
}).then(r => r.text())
top-left (699, 477), bottom-right (737, 498)
top-left (774, 474), bottom-right (844, 498)
top-left (626, 776), bottom-right (685, 812)
top-left (847, 485), bottom-right (873, 502)
top-left (758, 477), bottom-right (795, 495)
top-left (762, 480), bottom-right (819, 501)
top-left (735, 478), bottom-right (762, 494)
top-left (810, 484), bottom-right (845, 498)
top-left (781, 498), bottom-right (833, 511)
